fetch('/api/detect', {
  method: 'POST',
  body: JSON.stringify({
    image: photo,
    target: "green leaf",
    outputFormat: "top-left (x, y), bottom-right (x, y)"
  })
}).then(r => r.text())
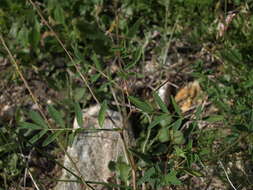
top-left (117, 162), bottom-right (131, 183)
top-left (9, 22), bottom-right (19, 38)
top-left (17, 26), bottom-right (29, 47)
top-left (98, 100), bottom-right (107, 128)
top-left (129, 149), bottom-right (152, 164)
top-left (74, 102), bottom-right (83, 128)
top-left (171, 118), bottom-right (183, 130)
top-left (171, 96), bottom-right (181, 115)
top-left (148, 114), bottom-right (170, 129)
top-left (158, 127), bottom-right (170, 143)
top-left (0, 143), bottom-right (18, 154)
top-left (47, 0), bottom-right (56, 11)
top-left (243, 80), bottom-right (253, 89)
top-left (160, 115), bottom-right (173, 127)
top-left (205, 115), bottom-right (224, 122)
top-left (128, 96), bottom-right (153, 113)
top-left (29, 129), bottom-right (48, 144)
top-left (73, 44), bottom-right (85, 60)
top-left (54, 6), bottom-right (65, 24)
top-left (127, 18), bottom-right (142, 38)
top-left (174, 146), bottom-right (186, 158)
top-left (29, 18), bottom-right (40, 48)
top-left (92, 53), bottom-right (102, 70)
top-left (28, 110), bottom-right (48, 128)
top-left (91, 73), bottom-right (101, 83)
top-left (221, 48), bottom-right (242, 65)
top-left (48, 105), bottom-right (65, 128)
top-left (19, 122), bottom-right (45, 130)
top-left (153, 92), bottom-right (169, 113)
top-left (137, 167), bottom-right (156, 184)
top-left (42, 131), bottom-right (62, 147)
top-left (74, 88), bottom-right (86, 101)
top-left (124, 48), bottom-right (142, 70)
top-left (183, 169), bottom-right (204, 177)
top-left (170, 130), bottom-right (185, 145)
top-left (164, 170), bottom-right (182, 185)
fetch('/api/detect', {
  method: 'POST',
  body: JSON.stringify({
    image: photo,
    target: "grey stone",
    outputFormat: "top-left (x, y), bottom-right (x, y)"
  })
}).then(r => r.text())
top-left (55, 105), bottom-right (133, 190)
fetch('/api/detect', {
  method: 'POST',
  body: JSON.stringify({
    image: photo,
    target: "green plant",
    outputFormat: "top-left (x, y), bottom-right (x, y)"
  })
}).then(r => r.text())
top-left (1, 0), bottom-right (253, 189)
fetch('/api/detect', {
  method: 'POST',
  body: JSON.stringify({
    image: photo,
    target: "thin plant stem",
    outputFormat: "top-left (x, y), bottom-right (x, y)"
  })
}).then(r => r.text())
top-left (28, 170), bottom-right (40, 190)
top-left (219, 160), bottom-right (238, 190)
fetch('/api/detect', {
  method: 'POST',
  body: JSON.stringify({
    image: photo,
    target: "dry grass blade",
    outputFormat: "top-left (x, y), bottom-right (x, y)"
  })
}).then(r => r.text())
top-left (219, 161), bottom-right (238, 190)
top-left (28, 170), bottom-right (41, 190)
top-left (0, 35), bottom-right (48, 126)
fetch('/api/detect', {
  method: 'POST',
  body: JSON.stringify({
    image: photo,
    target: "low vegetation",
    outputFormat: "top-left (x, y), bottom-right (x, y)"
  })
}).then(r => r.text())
top-left (1, 0), bottom-right (253, 189)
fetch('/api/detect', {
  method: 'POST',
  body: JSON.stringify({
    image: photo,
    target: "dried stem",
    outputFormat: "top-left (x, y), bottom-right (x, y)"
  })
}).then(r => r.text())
top-left (219, 161), bottom-right (238, 190)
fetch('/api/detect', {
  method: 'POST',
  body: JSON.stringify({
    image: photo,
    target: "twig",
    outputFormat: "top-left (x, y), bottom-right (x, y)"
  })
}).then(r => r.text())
top-left (111, 2), bottom-right (137, 189)
top-left (21, 149), bottom-right (34, 188)
top-left (88, 64), bottom-right (122, 90)
top-left (0, 36), bottom-right (48, 127)
top-left (218, 160), bottom-right (238, 190)
top-left (142, 114), bottom-right (152, 153)
top-left (28, 170), bottom-right (40, 190)
top-left (155, 78), bottom-right (179, 92)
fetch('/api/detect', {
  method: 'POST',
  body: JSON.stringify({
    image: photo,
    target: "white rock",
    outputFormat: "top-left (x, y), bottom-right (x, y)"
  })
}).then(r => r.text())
top-left (55, 105), bottom-right (133, 190)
